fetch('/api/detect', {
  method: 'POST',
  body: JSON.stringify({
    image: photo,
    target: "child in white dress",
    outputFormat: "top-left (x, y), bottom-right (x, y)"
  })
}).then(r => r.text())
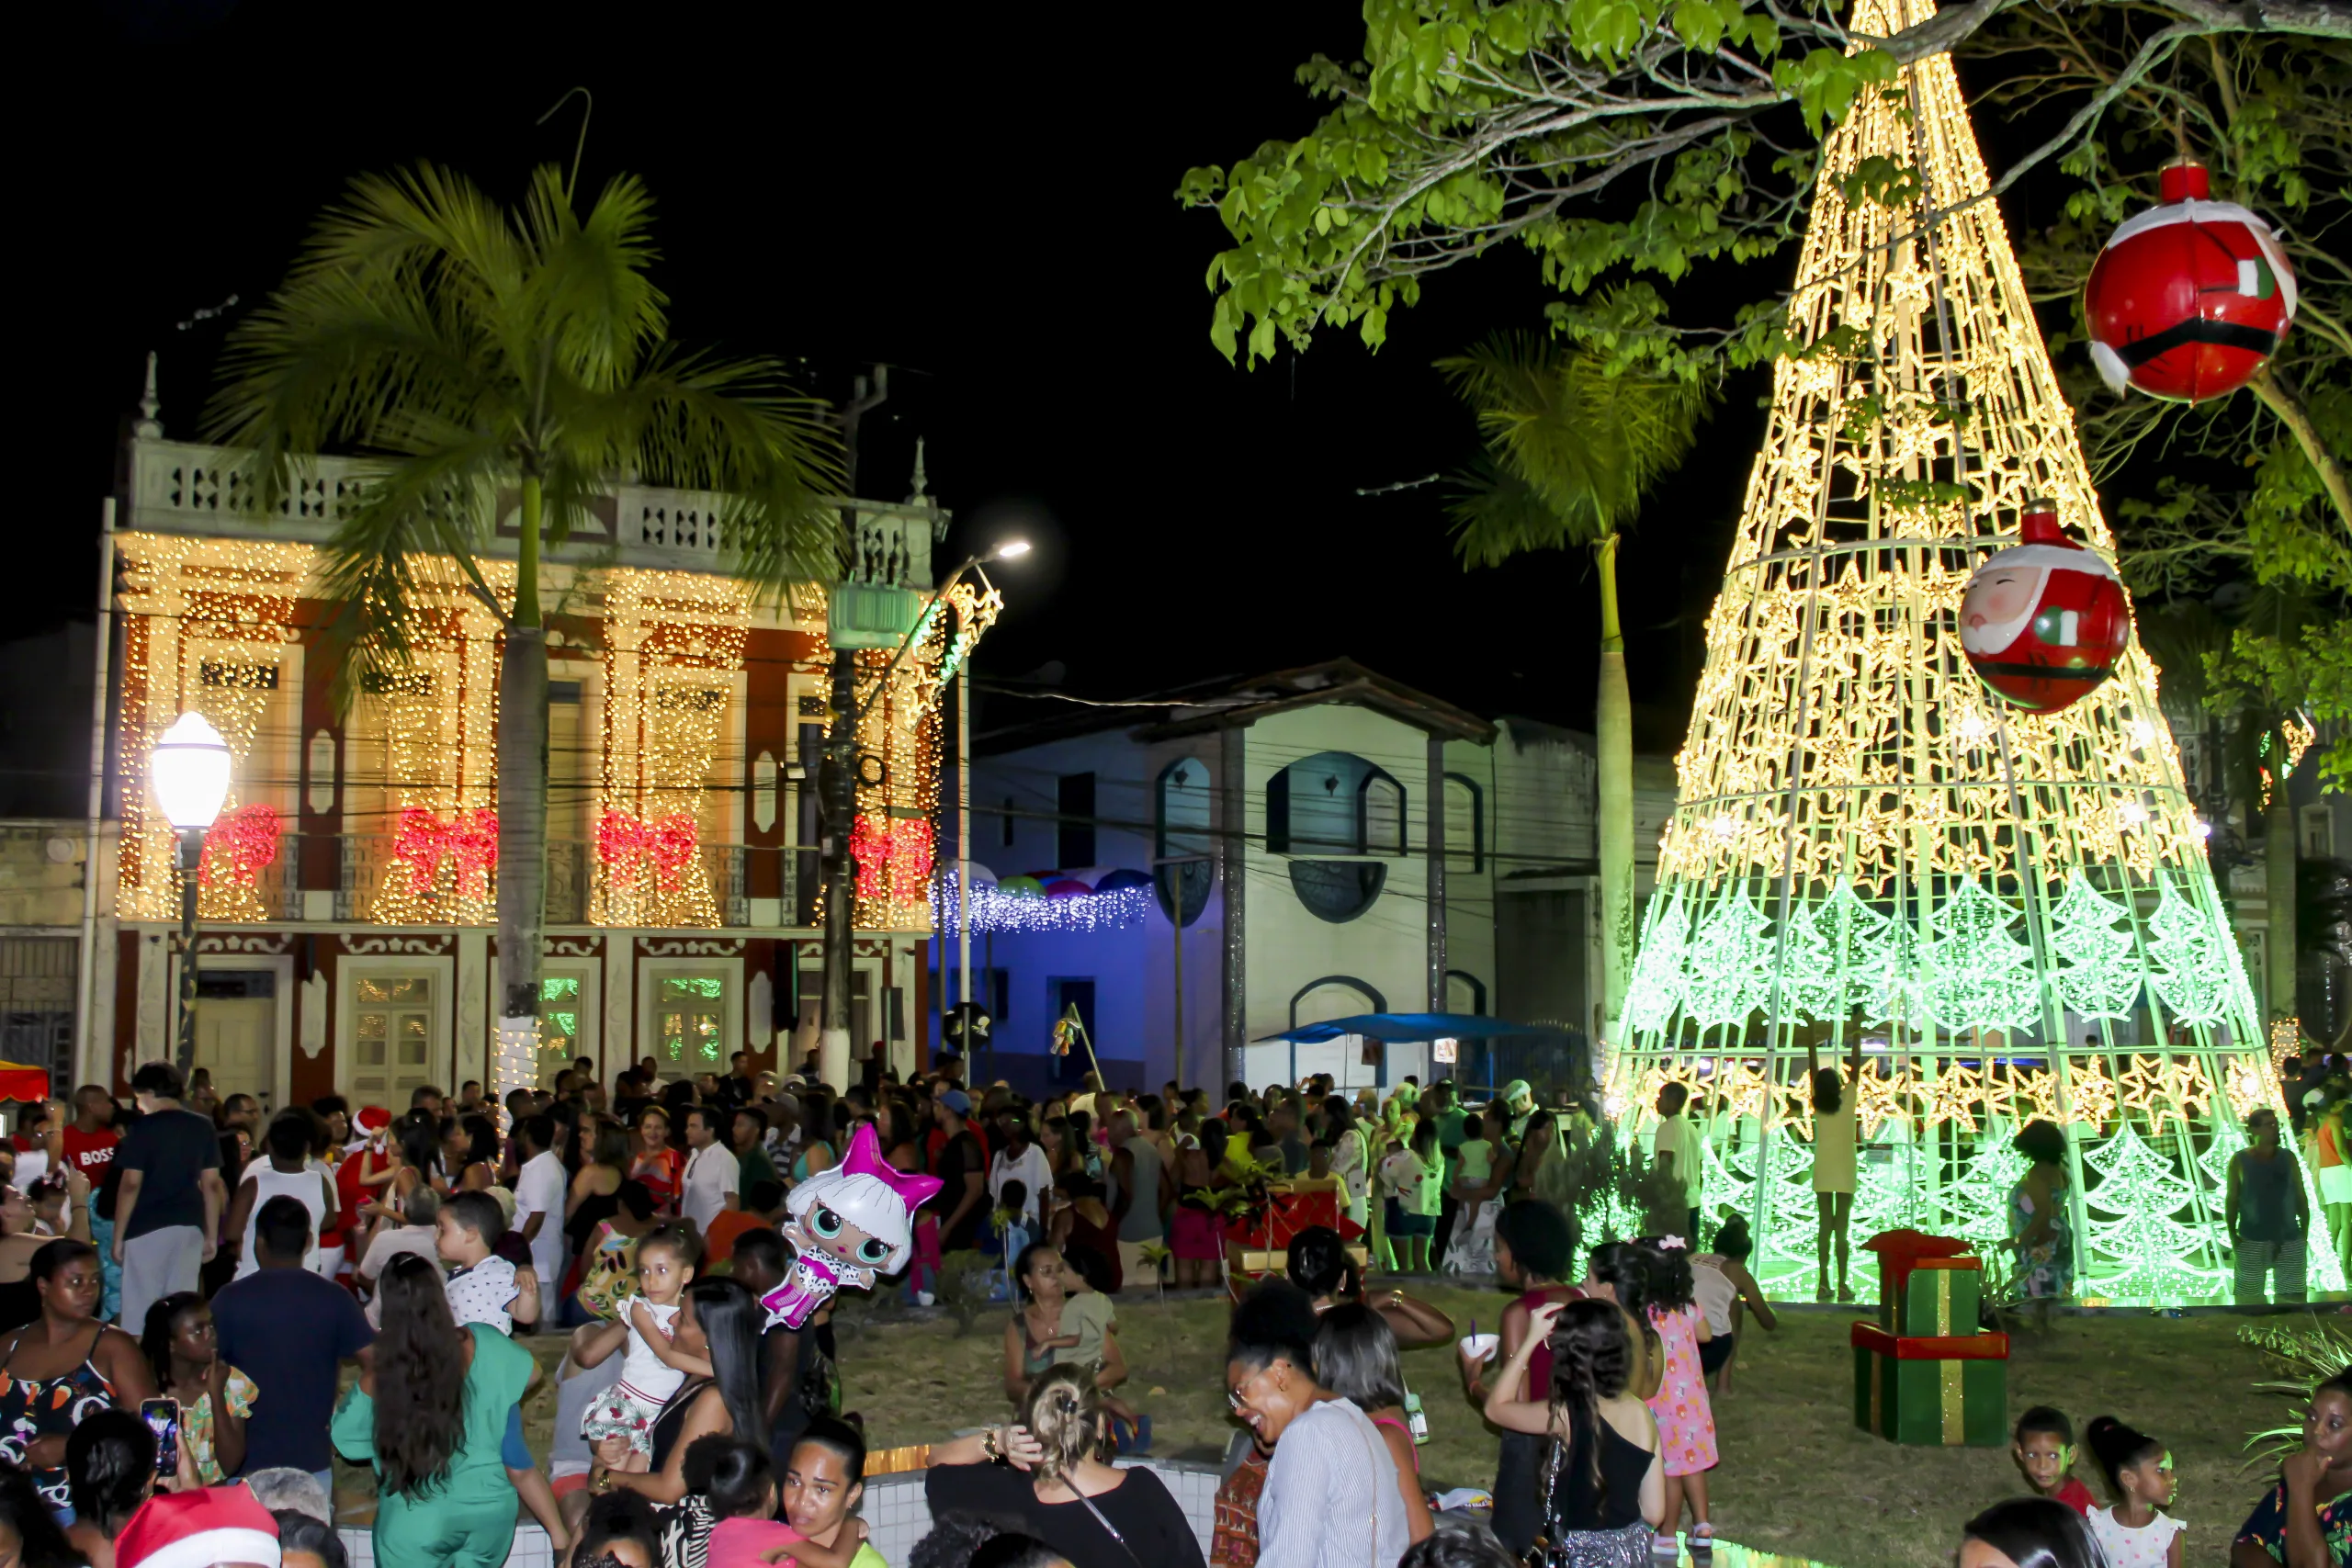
top-left (2085, 1413), bottom-right (2186, 1568)
top-left (580, 1224), bottom-right (707, 1469)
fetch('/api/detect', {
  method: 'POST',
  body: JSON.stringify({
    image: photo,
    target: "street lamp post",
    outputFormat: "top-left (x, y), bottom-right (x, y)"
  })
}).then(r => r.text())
top-left (816, 539), bottom-right (1025, 1090)
top-left (150, 713), bottom-right (232, 1074)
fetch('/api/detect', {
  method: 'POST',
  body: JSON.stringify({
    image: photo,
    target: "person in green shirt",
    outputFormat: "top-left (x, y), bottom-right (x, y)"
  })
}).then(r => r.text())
top-left (733, 1106), bottom-right (780, 1196)
top-left (332, 1251), bottom-right (541, 1567)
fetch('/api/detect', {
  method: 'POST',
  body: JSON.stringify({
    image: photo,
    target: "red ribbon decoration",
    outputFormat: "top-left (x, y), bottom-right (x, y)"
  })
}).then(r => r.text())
top-left (849, 814), bottom-right (935, 902)
top-left (391, 807), bottom-right (500, 896)
top-left (197, 804), bottom-right (282, 888)
top-left (596, 809), bottom-right (700, 891)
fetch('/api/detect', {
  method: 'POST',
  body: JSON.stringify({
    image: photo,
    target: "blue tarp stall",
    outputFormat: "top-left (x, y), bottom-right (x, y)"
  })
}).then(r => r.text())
top-left (1249, 1013), bottom-right (1588, 1097)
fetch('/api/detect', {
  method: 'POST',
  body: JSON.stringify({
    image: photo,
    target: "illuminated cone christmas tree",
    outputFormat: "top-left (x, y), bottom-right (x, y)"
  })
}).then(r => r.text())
top-left (1611, 0), bottom-right (2323, 1300)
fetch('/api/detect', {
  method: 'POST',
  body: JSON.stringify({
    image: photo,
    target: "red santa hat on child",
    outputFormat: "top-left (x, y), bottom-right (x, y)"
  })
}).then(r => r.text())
top-left (116, 1483), bottom-right (283, 1568)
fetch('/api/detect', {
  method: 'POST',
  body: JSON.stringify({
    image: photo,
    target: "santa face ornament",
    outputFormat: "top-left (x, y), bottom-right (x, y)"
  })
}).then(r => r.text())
top-left (761, 1122), bottom-right (940, 1329)
top-left (2084, 160), bottom-right (2296, 404)
top-left (1958, 502), bottom-right (2132, 715)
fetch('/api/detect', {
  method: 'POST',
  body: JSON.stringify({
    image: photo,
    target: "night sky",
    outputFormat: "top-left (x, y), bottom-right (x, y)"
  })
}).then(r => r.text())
top-left (20, 0), bottom-right (1919, 751)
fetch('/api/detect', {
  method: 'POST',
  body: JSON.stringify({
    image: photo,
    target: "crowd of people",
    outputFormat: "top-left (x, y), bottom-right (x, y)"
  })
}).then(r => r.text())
top-left (0, 1051), bottom-right (2341, 1568)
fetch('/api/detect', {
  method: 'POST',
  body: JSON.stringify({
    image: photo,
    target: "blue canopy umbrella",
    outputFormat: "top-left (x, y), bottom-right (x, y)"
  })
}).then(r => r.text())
top-left (1250, 1012), bottom-right (1585, 1096)
top-left (1253, 1012), bottom-right (1575, 1044)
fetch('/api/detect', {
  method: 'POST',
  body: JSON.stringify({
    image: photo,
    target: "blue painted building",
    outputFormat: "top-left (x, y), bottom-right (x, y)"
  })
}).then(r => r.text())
top-left (930, 660), bottom-right (1674, 1099)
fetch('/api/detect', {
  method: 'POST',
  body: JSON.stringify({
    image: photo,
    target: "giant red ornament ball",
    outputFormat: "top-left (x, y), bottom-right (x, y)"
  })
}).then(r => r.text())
top-left (1958, 502), bottom-right (2132, 714)
top-left (2083, 160), bottom-right (2296, 403)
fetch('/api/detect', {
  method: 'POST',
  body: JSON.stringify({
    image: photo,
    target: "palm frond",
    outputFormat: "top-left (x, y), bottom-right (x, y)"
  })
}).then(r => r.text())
top-left (523, 165), bottom-right (666, 390)
top-left (2238, 1317), bottom-right (2352, 1468)
top-left (1444, 454), bottom-right (1598, 566)
top-left (1436, 333), bottom-right (1715, 554)
top-left (209, 155), bottom-right (848, 662)
top-left (570, 353), bottom-right (845, 592)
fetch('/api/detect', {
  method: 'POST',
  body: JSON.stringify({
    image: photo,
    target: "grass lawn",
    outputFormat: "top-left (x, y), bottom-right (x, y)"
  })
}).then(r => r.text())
top-left (337, 1282), bottom-right (2309, 1567)
top-left (829, 1282), bottom-right (2306, 1568)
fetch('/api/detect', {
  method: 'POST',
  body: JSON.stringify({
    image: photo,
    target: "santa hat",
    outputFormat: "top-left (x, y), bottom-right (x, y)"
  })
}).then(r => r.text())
top-left (116, 1484), bottom-right (282, 1568)
top-left (355, 1106), bottom-right (391, 1135)
top-left (1993, 502), bottom-right (2120, 581)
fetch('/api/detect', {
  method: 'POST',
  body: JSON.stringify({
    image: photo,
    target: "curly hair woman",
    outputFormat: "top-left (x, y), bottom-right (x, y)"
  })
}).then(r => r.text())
top-left (331, 1250), bottom-right (536, 1566)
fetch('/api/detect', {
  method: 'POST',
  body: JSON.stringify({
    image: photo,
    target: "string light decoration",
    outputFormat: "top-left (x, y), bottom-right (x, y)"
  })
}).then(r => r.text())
top-left (851, 815), bottom-right (935, 904)
top-left (596, 808), bottom-right (702, 892)
top-left (198, 804), bottom-right (283, 889)
top-left (928, 869), bottom-right (1153, 934)
top-left (113, 533), bottom-right (306, 924)
top-left (2271, 1017), bottom-right (2305, 1069)
top-left (595, 569), bottom-right (747, 929)
top-left (391, 807), bottom-right (499, 897)
top-left (356, 556), bottom-right (510, 926)
top-left (801, 613), bottom-right (947, 936)
top-left (111, 525), bottom-right (946, 945)
top-left (2257, 715), bottom-right (2317, 808)
top-left (1607, 0), bottom-right (2325, 1303)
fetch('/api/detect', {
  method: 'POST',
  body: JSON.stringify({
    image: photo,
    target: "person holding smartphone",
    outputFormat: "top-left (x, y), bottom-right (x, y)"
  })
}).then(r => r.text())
top-left (138, 1292), bottom-right (252, 1483)
top-left (63, 1405), bottom-right (202, 1566)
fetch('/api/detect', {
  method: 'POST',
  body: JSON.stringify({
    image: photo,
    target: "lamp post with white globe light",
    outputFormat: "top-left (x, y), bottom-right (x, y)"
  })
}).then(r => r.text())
top-left (815, 537), bottom-right (1027, 1089)
top-left (149, 712), bottom-right (232, 1073)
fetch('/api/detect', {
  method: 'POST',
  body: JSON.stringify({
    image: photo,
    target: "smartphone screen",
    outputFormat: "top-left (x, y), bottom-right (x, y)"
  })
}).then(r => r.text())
top-left (139, 1398), bottom-right (179, 1477)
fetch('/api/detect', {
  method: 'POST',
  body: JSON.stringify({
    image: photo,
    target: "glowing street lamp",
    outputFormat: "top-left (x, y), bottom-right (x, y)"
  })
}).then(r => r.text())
top-left (150, 712), bottom-right (231, 1072)
top-left (817, 538), bottom-right (1029, 1089)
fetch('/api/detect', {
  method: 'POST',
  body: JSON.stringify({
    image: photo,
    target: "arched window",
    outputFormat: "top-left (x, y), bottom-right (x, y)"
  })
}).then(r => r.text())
top-left (1266, 751), bottom-right (1406, 857)
top-left (1291, 975), bottom-right (1387, 1030)
top-left (1360, 775), bottom-right (1404, 856)
top-left (1444, 773), bottom-right (1484, 873)
top-left (1155, 757), bottom-right (1213, 927)
top-left (1446, 969), bottom-right (1488, 1015)
top-left (1289, 861), bottom-right (1385, 923)
top-left (1267, 750), bottom-right (1400, 921)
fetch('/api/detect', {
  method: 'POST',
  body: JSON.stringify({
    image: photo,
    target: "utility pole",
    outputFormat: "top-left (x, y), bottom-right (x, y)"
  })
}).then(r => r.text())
top-left (818, 368), bottom-right (889, 1091)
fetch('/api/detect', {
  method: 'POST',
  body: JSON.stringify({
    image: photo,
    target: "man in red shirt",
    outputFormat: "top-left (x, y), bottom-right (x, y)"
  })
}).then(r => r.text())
top-left (59, 1085), bottom-right (118, 1182)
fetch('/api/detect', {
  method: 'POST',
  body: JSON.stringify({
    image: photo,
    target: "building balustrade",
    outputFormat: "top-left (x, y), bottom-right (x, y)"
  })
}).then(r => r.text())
top-left (130, 438), bottom-right (942, 581)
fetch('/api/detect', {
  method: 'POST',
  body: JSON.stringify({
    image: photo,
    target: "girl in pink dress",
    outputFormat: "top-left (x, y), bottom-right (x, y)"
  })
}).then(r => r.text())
top-left (1590, 1237), bottom-right (1718, 1547)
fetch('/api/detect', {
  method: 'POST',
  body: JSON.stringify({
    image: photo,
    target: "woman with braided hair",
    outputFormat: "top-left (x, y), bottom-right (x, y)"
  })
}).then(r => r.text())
top-left (923, 1363), bottom-right (1204, 1567)
top-left (1482, 1297), bottom-right (1663, 1567)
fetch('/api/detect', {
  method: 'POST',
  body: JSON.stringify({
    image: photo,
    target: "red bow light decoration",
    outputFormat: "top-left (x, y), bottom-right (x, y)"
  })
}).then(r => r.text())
top-left (392, 807), bottom-right (500, 896)
top-left (597, 809), bottom-right (700, 890)
top-left (197, 804), bottom-right (282, 887)
top-left (849, 814), bottom-right (935, 902)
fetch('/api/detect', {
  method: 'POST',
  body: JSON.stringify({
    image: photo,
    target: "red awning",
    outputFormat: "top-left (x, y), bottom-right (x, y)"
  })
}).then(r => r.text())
top-left (0, 1063), bottom-right (51, 1104)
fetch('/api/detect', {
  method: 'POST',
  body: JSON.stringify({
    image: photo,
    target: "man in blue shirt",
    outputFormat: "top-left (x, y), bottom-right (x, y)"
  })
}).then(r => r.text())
top-left (211, 1195), bottom-right (373, 1491)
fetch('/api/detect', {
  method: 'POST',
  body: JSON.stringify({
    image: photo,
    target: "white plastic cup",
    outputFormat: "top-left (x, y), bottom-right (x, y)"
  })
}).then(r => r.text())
top-left (1459, 1333), bottom-right (1499, 1363)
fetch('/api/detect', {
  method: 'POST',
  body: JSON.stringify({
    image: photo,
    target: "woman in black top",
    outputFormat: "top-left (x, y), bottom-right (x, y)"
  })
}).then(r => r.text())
top-left (1482, 1297), bottom-right (1662, 1566)
top-left (925, 1365), bottom-right (1204, 1568)
top-left (565, 1276), bottom-right (764, 1541)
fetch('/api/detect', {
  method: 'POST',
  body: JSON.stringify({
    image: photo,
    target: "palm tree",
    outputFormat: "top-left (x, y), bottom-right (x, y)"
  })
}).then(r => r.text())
top-left (209, 163), bottom-right (842, 1090)
top-left (1436, 335), bottom-right (1714, 1080)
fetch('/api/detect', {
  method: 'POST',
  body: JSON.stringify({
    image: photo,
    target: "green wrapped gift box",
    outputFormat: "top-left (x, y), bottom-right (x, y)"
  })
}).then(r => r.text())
top-left (1850, 1321), bottom-right (2010, 1446)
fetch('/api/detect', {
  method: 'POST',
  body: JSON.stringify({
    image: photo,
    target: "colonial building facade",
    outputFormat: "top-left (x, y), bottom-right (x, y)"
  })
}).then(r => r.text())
top-left (85, 400), bottom-right (947, 1111)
